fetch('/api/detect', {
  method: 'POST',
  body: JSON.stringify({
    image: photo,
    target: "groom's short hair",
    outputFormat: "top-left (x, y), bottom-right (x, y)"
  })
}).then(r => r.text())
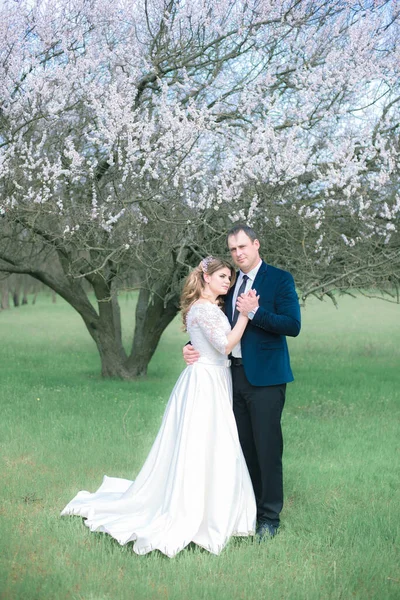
top-left (226, 223), bottom-right (258, 244)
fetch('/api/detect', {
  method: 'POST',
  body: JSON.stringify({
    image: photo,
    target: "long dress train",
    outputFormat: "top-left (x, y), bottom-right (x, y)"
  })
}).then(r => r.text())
top-left (61, 302), bottom-right (256, 557)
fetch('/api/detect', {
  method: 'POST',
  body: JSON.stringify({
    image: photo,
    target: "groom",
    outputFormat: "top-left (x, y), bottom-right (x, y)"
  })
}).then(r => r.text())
top-left (184, 223), bottom-right (301, 538)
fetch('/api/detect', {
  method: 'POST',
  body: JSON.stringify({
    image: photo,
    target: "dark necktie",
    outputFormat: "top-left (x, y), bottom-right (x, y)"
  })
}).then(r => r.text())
top-left (232, 275), bottom-right (249, 327)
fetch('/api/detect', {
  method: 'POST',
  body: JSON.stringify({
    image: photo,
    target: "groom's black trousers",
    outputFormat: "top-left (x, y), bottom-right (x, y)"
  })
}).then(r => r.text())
top-left (231, 364), bottom-right (286, 527)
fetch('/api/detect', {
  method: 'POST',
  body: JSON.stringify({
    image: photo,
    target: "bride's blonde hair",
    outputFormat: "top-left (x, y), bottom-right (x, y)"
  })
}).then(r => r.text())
top-left (180, 256), bottom-right (236, 330)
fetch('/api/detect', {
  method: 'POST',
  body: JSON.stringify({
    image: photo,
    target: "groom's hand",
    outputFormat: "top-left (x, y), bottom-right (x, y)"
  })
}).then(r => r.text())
top-left (236, 289), bottom-right (259, 316)
top-left (183, 343), bottom-right (200, 365)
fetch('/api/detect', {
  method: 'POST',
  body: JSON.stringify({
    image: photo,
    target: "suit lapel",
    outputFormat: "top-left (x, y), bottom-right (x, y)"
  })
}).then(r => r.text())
top-left (252, 261), bottom-right (268, 291)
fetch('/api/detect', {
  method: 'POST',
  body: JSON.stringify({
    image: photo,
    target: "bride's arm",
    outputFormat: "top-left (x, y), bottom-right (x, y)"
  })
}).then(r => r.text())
top-left (193, 305), bottom-right (249, 356)
top-left (224, 314), bottom-right (249, 355)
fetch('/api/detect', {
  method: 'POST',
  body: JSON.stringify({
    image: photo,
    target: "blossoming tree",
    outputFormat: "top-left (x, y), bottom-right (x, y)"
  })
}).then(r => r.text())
top-left (0, 0), bottom-right (399, 377)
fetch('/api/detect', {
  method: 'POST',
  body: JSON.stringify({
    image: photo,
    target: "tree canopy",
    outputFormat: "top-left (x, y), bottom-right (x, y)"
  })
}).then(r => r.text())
top-left (1, 0), bottom-right (399, 377)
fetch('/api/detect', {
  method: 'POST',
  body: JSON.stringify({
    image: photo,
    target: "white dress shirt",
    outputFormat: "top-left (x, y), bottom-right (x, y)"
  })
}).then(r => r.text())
top-left (231, 260), bottom-right (262, 358)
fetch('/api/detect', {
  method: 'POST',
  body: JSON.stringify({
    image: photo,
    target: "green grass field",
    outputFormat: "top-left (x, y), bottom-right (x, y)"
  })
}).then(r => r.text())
top-left (0, 293), bottom-right (399, 600)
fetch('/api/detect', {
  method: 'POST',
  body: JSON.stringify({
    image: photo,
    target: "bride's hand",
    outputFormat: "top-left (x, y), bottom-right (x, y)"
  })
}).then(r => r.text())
top-left (236, 288), bottom-right (259, 316)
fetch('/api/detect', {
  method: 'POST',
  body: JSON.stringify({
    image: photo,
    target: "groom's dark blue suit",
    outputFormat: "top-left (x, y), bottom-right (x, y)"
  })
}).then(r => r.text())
top-left (225, 260), bottom-right (301, 385)
top-left (225, 260), bottom-right (301, 527)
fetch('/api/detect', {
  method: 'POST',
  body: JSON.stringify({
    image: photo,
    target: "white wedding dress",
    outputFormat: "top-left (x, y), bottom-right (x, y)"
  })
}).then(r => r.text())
top-left (61, 302), bottom-right (256, 557)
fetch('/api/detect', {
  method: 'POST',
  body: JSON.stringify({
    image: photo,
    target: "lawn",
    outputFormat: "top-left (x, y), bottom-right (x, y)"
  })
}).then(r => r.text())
top-left (0, 293), bottom-right (399, 600)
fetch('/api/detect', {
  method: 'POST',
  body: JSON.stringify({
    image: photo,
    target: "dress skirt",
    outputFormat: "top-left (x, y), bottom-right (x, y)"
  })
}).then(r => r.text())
top-left (61, 358), bottom-right (256, 557)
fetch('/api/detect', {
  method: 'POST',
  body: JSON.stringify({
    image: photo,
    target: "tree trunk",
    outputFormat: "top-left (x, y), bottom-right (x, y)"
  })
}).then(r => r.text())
top-left (77, 285), bottom-right (179, 378)
top-left (78, 276), bottom-right (130, 377)
top-left (21, 274), bottom-right (29, 304)
top-left (12, 276), bottom-right (21, 306)
top-left (126, 287), bottom-right (179, 377)
top-left (85, 318), bottom-right (132, 378)
top-left (1, 281), bottom-right (10, 309)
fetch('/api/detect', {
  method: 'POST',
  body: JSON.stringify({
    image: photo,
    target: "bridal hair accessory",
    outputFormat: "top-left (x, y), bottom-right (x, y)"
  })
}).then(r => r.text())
top-left (201, 256), bottom-right (214, 273)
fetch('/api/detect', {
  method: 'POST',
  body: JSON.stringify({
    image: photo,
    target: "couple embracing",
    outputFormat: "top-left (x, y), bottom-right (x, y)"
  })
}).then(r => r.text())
top-left (61, 224), bottom-right (301, 557)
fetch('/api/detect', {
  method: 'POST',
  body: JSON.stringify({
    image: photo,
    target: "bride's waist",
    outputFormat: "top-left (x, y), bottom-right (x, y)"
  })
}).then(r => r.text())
top-left (195, 356), bottom-right (231, 367)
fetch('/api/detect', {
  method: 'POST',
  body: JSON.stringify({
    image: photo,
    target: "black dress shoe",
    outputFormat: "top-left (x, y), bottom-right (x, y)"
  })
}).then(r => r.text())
top-left (256, 521), bottom-right (279, 540)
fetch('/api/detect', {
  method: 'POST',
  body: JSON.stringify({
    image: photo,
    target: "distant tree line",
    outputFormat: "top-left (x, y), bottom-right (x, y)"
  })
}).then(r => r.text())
top-left (0, 274), bottom-right (53, 309)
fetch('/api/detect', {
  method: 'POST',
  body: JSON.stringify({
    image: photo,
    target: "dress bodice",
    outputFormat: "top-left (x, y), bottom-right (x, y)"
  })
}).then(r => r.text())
top-left (186, 302), bottom-right (231, 365)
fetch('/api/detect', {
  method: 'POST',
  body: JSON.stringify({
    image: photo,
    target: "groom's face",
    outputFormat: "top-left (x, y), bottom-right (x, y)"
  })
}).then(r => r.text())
top-left (228, 231), bottom-right (260, 273)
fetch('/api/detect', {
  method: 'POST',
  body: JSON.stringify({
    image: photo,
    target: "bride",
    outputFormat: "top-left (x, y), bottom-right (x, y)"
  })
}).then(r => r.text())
top-left (61, 256), bottom-right (256, 557)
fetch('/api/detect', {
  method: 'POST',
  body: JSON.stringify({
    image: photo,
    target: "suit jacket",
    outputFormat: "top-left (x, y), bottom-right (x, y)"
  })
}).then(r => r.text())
top-left (225, 261), bottom-right (301, 386)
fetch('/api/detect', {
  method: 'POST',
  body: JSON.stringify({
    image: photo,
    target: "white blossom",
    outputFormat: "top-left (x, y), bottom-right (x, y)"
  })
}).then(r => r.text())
top-left (0, 0), bottom-right (398, 271)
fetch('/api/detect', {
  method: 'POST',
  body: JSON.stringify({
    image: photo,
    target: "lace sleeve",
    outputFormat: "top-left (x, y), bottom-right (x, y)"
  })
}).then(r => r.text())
top-left (190, 304), bottom-right (229, 355)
